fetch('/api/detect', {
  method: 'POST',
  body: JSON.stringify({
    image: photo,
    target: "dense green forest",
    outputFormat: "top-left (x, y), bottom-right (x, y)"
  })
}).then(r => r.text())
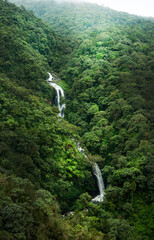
top-left (1, 0), bottom-right (154, 239)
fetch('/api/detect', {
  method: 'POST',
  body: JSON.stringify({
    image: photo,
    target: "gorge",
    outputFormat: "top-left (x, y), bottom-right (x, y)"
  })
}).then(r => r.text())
top-left (48, 72), bottom-right (105, 203)
top-left (0, 0), bottom-right (153, 239)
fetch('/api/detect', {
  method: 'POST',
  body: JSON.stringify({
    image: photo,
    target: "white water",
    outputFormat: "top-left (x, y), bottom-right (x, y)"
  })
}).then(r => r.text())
top-left (76, 142), bottom-right (88, 159)
top-left (76, 142), bottom-right (105, 203)
top-left (47, 73), bottom-right (105, 202)
top-left (47, 72), bottom-right (66, 118)
top-left (92, 163), bottom-right (105, 202)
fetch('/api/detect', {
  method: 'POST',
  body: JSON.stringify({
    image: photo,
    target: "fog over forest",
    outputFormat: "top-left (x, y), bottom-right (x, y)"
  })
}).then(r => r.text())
top-left (11, 0), bottom-right (154, 17)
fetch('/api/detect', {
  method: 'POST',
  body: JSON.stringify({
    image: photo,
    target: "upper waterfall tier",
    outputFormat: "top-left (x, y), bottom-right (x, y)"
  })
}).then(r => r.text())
top-left (47, 72), bottom-right (66, 118)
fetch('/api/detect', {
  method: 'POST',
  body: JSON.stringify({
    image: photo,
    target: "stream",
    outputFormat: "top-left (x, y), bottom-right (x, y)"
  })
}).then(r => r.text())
top-left (47, 72), bottom-right (105, 202)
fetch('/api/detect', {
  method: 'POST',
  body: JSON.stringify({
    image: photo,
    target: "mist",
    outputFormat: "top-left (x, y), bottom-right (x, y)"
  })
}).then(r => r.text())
top-left (55, 0), bottom-right (154, 17)
top-left (9, 0), bottom-right (154, 17)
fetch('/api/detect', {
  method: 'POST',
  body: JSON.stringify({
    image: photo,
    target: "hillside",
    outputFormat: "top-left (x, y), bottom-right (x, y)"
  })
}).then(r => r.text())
top-left (0, 1), bottom-right (99, 239)
top-left (9, 0), bottom-right (153, 36)
top-left (1, 0), bottom-right (154, 239)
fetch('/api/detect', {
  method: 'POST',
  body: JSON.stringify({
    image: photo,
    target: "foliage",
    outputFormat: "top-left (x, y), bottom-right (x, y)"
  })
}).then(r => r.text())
top-left (1, 0), bottom-right (154, 239)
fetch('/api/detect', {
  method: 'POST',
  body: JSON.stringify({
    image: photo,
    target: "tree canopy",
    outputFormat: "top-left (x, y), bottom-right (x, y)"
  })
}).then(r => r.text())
top-left (1, 0), bottom-right (154, 239)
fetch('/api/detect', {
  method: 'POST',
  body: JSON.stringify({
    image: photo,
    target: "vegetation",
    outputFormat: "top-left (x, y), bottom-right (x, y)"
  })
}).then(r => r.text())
top-left (1, 0), bottom-right (154, 239)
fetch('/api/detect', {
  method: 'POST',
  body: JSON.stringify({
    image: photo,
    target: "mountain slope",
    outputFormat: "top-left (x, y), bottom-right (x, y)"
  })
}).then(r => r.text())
top-left (0, 1), bottom-right (101, 239)
top-left (9, 0), bottom-right (153, 35)
top-left (1, 0), bottom-right (154, 239)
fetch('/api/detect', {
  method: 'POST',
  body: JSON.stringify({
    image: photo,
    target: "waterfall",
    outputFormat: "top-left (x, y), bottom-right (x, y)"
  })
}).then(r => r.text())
top-left (47, 72), bottom-right (66, 118)
top-left (47, 73), bottom-right (105, 202)
top-left (76, 142), bottom-right (105, 203)
top-left (76, 142), bottom-right (88, 159)
top-left (92, 163), bottom-right (105, 202)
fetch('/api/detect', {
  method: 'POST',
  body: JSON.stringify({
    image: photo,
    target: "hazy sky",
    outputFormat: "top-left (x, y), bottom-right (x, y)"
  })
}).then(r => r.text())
top-left (59, 0), bottom-right (154, 17)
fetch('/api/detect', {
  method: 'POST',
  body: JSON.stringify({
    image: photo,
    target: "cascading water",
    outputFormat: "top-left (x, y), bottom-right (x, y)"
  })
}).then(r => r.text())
top-left (76, 142), bottom-right (105, 203)
top-left (92, 163), bottom-right (105, 202)
top-left (47, 72), bottom-right (65, 118)
top-left (47, 73), bottom-right (105, 202)
top-left (76, 142), bottom-right (88, 159)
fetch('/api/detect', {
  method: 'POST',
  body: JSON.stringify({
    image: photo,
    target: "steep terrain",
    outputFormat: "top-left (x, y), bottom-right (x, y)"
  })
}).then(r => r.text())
top-left (1, 0), bottom-right (154, 239)
top-left (0, 1), bottom-right (99, 239)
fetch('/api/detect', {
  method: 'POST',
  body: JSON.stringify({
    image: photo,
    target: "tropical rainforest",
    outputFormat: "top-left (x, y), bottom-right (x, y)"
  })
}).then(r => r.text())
top-left (0, 0), bottom-right (154, 239)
